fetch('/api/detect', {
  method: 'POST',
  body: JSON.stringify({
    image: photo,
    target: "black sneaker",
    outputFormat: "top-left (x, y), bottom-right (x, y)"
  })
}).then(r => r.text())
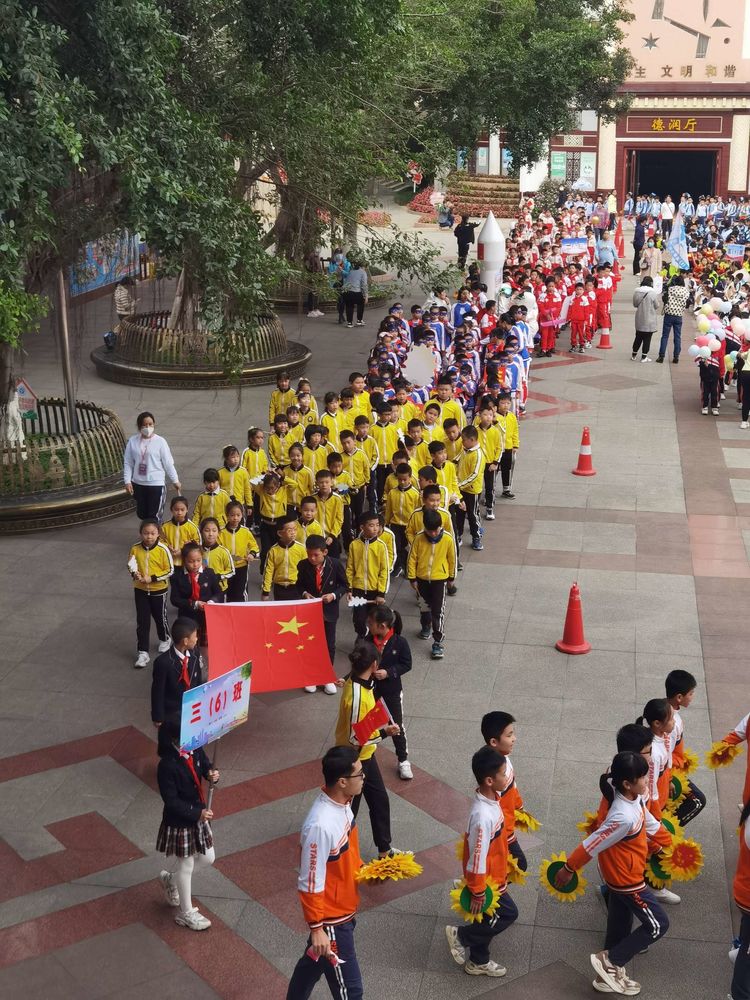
top-left (502, 490), bottom-right (515, 499)
top-left (447, 583), bottom-right (458, 596)
top-left (457, 560), bottom-right (464, 572)
top-left (655, 356), bottom-right (664, 364)
top-left (418, 626), bottom-right (431, 640)
top-left (672, 357), bottom-right (679, 364)
top-left (431, 642), bottom-right (444, 659)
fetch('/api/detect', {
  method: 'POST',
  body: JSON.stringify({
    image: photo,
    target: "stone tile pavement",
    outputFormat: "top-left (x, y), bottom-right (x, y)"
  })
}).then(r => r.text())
top-left (1, 232), bottom-right (749, 998)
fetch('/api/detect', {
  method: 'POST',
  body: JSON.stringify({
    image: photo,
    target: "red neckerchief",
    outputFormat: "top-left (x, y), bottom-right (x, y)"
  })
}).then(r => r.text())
top-left (372, 627), bottom-right (394, 652)
top-left (175, 648), bottom-right (191, 689)
top-left (179, 749), bottom-right (205, 803)
top-left (189, 570), bottom-right (201, 602)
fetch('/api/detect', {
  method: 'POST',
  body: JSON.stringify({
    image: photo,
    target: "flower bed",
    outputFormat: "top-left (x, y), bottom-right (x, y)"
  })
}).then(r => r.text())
top-left (358, 210), bottom-right (392, 226)
top-left (407, 186), bottom-right (435, 214)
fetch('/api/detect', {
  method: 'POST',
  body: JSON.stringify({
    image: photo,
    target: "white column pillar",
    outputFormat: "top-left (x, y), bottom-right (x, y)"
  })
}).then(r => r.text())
top-left (488, 131), bottom-right (501, 176)
top-left (728, 114), bottom-right (750, 192)
top-left (597, 120), bottom-right (617, 190)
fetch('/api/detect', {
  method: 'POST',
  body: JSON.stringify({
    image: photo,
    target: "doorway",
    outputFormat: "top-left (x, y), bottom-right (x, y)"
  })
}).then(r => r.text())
top-left (633, 149), bottom-right (717, 201)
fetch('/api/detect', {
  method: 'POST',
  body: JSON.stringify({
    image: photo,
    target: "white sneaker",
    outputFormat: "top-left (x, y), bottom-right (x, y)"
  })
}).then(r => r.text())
top-left (315, 310), bottom-right (325, 317)
top-left (304, 685), bottom-right (317, 693)
top-left (356, 320), bottom-right (365, 326)
top-left (741, 422), bottom-right (749, 429)
top-left (738, 401), bottom-right (743, 409)
top-left (729, 946), bottom-right (739, 963)
top-left (323, 683), bottom-right (337, 695)
top-left (158, 639), bottom-right (172, 653)
top-left (159, 870), bottom-right (179, 907)
top-left (701, 407), bottom-right (708, 415)
top-left (652, 886), bottom-right (681, 904)
top-left (593, 973), bottom-right (641, 995)
top-left (590, 952), bottom-right (624, 994)
top-left (398, 761), bottom-right (413, 780)
top-left (346, 322), bottom-right (353, 328)
top-left (465, 959), bottom-right (507, 977)
top-left (445, 925), bottom-right (466, 966)
top-left (134, 651), bottom-right (150, 669)
top-left (307, 310), bottom-right (318, 318)
top-left (712, 408), bottom-right (720, 415)
top-left (175, 907), bottom-right (211, 931)
top-left (641, 356), bottom-right (653, 363)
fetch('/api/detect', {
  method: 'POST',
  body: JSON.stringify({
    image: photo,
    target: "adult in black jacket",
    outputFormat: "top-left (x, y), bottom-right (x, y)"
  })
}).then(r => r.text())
top-left (368, 605), bottom-right (413, 779)
top-left (297, 536), bottom-right (348, 694)
top-left (454, 215), bottom-right (479, 269)
top-left (632, 215), bottom-right (646, 275)
top-left (151, 617), bottom-right (203, 754)
top-left (170, 542), bottom-right (223, 639)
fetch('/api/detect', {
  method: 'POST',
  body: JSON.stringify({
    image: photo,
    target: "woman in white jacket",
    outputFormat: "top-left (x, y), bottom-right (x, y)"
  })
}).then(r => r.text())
top-left (123, 411), bottom-right (181, 519)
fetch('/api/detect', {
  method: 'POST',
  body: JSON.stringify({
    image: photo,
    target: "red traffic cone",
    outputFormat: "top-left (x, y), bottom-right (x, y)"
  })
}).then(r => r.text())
top-left (596, 328), bottom-right (613, 350)
top-left (572, 426), bottom-right (596, 476)
top-left (614, 218), bottom-right (625, 258)
top-left (555, 582), bottom-right (591, 655)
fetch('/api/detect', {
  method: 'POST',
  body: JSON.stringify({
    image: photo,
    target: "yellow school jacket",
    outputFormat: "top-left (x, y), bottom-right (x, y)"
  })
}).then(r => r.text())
top-left (371, 422), bottom-right (400, 467)
top-left (355, 434), bottom-right (379, 470)
top-left (287, 423), bottom-right (305, 447)
top-left (320, 410), bottom-right (347, 446)
top-left (192, 489), bottom-right (232, 529)
top-left (476, 425), bottom-right (502, 464)
top-left (394, 400), bottom-right (419, 424)
top-left (411, 440), bottom-right (431, 468)
top-left (338, 407), bottom-right (356, 435)
top-left (496, 411), bottom-right (520, 451)
top-left (284, 466), bottom-right (316, 508)
top-left (333, 470), bottom-right (355, 506)
top-left (380, 526), bottom-right (396, 573)
top-left (268, 432), bottom-right (294, 468)
top-left (457, 446), bottom-right (485, 495)
top-left (258, 487), bottom-right (288, 520)
top-left (341, 448), bottom-right (370, 489)
top-left (203, 543), bottom-right (234, 591)
top-left (262, 541), bottom-right (307, 593)
top-left (219, 525), bottom-right (259, 568)
top-left (316, 492), bottom-right (344, 540)
top-left (385, 485), bottom-right (421, 527)
top-left (422, 422), bottom-right (446, 445)
top-left (160, 519), bottom-right (200, 567)
top-left (407, 530), bottom-right (457, 581)
top-left (298, 409), bottom-right (318, 428)
top-left (406, 506), bottom-right (453, 546)
top-left (303, 445), bottom-right (329, 476)
top-left (335, 676), bottom-right (382, 761)
top-left (346, 536), bottom-right (390, 595)
top-left (268, 388), bottom-right (297, 426)
top-left (351, 391), bottom-right (372, 419)
top-left (241, 446), bottom-right (269, 487)
top-left (218, 466), bottom-right (253, 507)
top-left (129, 541), bottom-right (174, 593)
top-left (444, 436), bottom-right (464, 463)
top-left (433, 461), bottom-right (460, 499)
top-left (436, 398), bottom-right (466, 429)
top-left (297, 517), bottom-right (323, 542)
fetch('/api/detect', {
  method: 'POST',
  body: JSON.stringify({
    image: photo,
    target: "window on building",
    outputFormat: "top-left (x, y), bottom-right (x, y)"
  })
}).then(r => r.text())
top-left (580, 109), bottom-right (598, 132)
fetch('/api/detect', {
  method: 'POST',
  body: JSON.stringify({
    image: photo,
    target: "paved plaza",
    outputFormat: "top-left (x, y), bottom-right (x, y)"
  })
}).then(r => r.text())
top-left (1, 219), bottom-right (749, 998)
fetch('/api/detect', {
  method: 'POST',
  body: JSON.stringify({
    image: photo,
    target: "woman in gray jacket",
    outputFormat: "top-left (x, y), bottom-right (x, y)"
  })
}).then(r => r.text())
top-left (631, 276), bottom-right (662, 363)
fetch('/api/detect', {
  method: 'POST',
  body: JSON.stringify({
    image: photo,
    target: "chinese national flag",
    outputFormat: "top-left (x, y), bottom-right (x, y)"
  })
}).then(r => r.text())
top-left (352, 698), bottom-right (392, 746)
top-left (204, 599), bottom-right (336, 693)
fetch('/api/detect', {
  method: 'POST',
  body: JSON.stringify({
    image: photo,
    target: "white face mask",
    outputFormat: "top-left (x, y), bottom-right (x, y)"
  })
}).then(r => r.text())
top-left (141, 425), bottom-right (154, 437)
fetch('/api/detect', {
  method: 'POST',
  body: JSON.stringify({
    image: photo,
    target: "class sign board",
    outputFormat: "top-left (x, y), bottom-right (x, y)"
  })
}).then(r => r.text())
top-left (180, 662), bottom-right (252, 752)
top-left (15, 378), bottom-right (38, 421)
top-left (561, 238), bottom-right (588, 256)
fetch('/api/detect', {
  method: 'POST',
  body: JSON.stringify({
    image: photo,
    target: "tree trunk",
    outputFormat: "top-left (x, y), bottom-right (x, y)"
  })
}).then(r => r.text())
top-left (168, 267), bottom-right (199, 330)
top-left (0, 342), bottom-right (24, 446)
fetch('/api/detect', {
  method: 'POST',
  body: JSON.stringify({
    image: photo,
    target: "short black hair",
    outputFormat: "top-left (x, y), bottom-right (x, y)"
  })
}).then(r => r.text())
top-left (139, 518), bottom-right (160, 531)
top-left (171, 617), bottom-right (198, 644)
top-left (203, 467), bottom-right (220, 482)
top-left (395, 462), bottom-right (412, 476)
top-left (665, 669), bottom-right (697, 699)
top-left (422, 509), bottom-right (442, 531)
top-left (305, 534), bottom-right (328, 551)
top-left (181, 541), bottom-right (202, 561)
top-left (481, 711), bottom-right (515, 743)
top-left (322, 746), bottom-right (360, 787)
top-left (418, 466), bottom-right (437, 482)
top-left (359, 510), bottom-right (380, 527)
top-left (428, 440), bottom-right (446, 455)
top-left (616, 723), bottom-right (654, 754)
top-left (472, 745), bottom-right (506, 785)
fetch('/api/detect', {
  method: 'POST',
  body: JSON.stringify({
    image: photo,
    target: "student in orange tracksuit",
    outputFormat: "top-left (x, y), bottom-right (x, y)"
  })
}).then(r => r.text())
top-left (481, 711), bottom-right (528, 872)
top-left (731, 800), bottom-right (750, 1000)
top-left (554, 752), bottom-right (672, 997)
top-left (718, 709), bottom-right (750, 808)
top-left (444, 747), bottom-right (518, 978)
top-left (637, 699), bottom-right (680, 906)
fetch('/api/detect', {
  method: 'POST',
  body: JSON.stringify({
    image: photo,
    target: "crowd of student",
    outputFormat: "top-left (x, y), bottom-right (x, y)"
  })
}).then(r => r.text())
top-left (122, 195), bottom-right (750, 1000)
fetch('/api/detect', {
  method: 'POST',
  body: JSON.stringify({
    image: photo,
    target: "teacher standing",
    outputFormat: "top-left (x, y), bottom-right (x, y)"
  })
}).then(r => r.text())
top-left (123, 411), bottom-right (181, 520)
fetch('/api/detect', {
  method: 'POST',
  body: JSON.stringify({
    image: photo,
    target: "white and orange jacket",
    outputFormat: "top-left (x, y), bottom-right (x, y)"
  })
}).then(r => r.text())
top-left (646, 734), bottom-right (671, 821)
top-left (567, 792), bottom-right (671, 893)
top-left (462, 791), bottom-right (509, 896)
top-left (297, 790), bottom-right (362, 928)
top-left (496, 757), bottom-right (523, 845)
top-left (721, 711), bottom-right (750, 804)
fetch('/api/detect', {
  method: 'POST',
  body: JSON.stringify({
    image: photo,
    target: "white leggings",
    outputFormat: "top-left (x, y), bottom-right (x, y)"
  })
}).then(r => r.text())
top-left (173, 847), bottom-right (215, 913)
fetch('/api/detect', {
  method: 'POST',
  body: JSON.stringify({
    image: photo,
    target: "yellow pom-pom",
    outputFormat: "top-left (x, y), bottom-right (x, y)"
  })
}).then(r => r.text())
top-left (577, 811), bottom-right (600, 837)
top-left (355, 851), bottom-right (423, 883)
top-left (673, 747), bottom-right (699, 778)
top-left (454, 838), bottom-right (464, 861)
top-left (539, 852), bottom-right (587, 903)
top-left (514, 808), bottom-right (541, 833)
top-left (706, 741), bottom-right (743, 770)
top-left (507, 854), bottom-right (527, 885)
top-left (661, 838), bottom-right (704, 882)
top-left (449, 878), bottom-right (502, 923)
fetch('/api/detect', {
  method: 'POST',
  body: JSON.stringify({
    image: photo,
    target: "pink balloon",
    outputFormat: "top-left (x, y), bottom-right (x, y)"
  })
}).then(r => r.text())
top-left (695, 335), bottom-right (710, 347)
top-left (707, 313), bottom-right (719, 322)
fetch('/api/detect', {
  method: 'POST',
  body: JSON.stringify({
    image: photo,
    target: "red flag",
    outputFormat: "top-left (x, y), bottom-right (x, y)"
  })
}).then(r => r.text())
top-left (204, 599), bottom-right (336, 693)
top-left (352, 698), bottom-right (392, 746)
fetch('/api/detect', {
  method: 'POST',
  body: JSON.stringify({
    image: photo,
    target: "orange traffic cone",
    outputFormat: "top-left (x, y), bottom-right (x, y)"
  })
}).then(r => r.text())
top-left (555, 582), bottom-right (591, 655)
top-left (572, 426), bottom-right (596, 476)
top-left (614, 218), bottom-right (625, 258)
top-left (596, 328), bottom-right (613, 349)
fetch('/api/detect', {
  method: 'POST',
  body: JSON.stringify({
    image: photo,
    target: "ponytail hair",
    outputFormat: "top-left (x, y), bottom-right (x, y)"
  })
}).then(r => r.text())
top-left (348, 640), bottom-right (380, 677)
top-left (367, 604), bottom-right (403, 635)
top-left (636, 698), bottom-right (670, 728)
top-left (741, 800), bottom-right (750, 830)
top-left (609, 751), bottom-right (648, 795)
top-left (599, 770), bottom-right (615, 805)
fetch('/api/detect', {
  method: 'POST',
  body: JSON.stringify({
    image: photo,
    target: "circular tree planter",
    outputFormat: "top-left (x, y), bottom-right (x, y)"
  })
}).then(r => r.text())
top-left (0, 399), bottom-right (134, 534)
top-left (91, 312), bottom-right (310, 388)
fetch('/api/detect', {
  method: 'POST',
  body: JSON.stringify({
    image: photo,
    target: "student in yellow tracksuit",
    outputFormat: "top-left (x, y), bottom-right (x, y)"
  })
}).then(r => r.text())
top-left (442, 419), bottom-right (464, 463)
top-left (219, 501), bottom-right (259, 601)
top-left (328, 453), bottom-right (355, 548)
top-left (268, 371), bottom-right (297, 427)
top-left (405, 486), bottom-right (453, 546)
top-left (241, 427), bottom-right (269, 531)
top-left (340, 430), bottom-right (370, 539)
top-left (303, 425), bottom-right (330, 476)
top-left (218, 446), bottom-right (254, 517)
top-left (475, 406), bottom-right (502, 520)
top-left (257, 472), bottom-right (289, 570)
top-left (456, 426), bottom-right (486, 550)
top-left (160, 496), bottom-right (200, 568)
top-left (129, 519), bottom-right (174, 668)
top-left (285, 405), bottom-right (306, 446)
top-left (284, 444), bottom-right (316, 511)
top-left (384, 464), bottom-right (421, 576)
top-left (261, 516), bottom-right (307, 600)
top-left (421, 403), bottom-right (447, 444)
top-left (315, 469), bottom-right (345, 558)
top-left (428, 440), bottom-right (461, 500)
top-left (496, 391), bottom-right (520, 500)
top-left (346, 511), bottom-right (390, 637)
top-left (192, 469), bottom-right (232, 529)
top-left (405, 420), bottom-right (431, 467)
top-left (200, 517), bottom-right (234, 594)
top-left (371, 405), bottom-right (401, 505)
top-left (268, 414), bottom-right (294, 469)
top-left (433, 376), bottom-right (467, 428)
top-left (296, 496), bottom-right (323, 542)
top-left (348, 373), bottom-right (372, 418)
top-left (407, 509), bottom-right (456, 660)
top-left (320, 393), bottom-right (347, 448)
top-left (354, 415), bottom-right (380, 510)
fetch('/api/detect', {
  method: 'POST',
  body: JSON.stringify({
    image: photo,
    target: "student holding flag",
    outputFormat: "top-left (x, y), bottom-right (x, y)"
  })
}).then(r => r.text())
top-left (334, 641), bottom-right (402, 858)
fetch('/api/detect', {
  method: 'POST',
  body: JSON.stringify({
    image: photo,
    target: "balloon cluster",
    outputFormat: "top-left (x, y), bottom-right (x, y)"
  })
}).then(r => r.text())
top-left (688, 299), bottom-right (749, 360)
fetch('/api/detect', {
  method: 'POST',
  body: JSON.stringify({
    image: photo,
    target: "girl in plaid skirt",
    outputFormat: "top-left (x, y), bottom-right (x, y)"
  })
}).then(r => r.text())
top-left (156, 716), bottom-right (220, 931)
